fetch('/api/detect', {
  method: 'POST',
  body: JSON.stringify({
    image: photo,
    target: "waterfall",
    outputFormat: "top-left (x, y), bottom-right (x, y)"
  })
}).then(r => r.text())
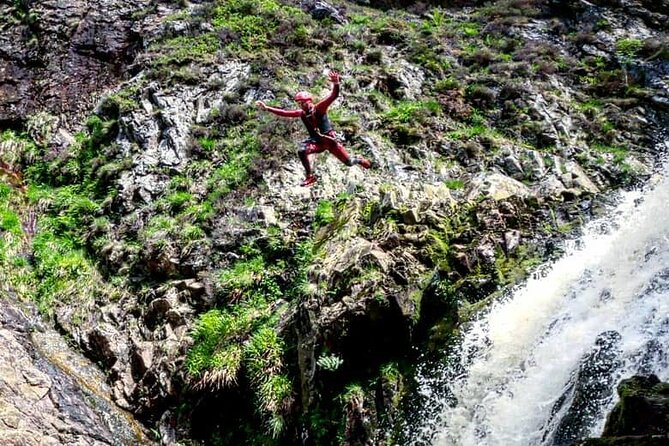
top-left (408, 160), bottom-right (669, 446)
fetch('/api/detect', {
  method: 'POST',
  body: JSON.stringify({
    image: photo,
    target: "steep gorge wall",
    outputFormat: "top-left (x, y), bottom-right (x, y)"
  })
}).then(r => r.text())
top-left (0, 0), bottom-right (667, 445)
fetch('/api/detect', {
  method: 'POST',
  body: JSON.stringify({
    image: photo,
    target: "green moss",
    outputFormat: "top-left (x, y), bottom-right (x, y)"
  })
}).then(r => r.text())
top-left (164, 191), bottom-right (194, 213)
top-left (494, 245), bottom-right (541, 286)
top-left (435, 77), bottom-right (460, 92)
top-left (181, 202), bottom-right (216, 224)
top-left (384, 100), bottom-right (440, 125)
top-left (152, 33), bottom-right (221, 67)
top-left (459, 21), bottom-right (481, 37)
top-left (616, 38), bottom-right (643, 59)
top-left (0, 207), bottom-right (22, 236)
top-left (592, 143), bottom-right (628, 164)
top-left (445, 179), bottom-right (465, 190)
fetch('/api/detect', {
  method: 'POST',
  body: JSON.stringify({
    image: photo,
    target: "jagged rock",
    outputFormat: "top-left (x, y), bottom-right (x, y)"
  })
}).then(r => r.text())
top-left (0, 0), bottom-right (171, 126)
top-left (544, 331), bottom-right (622, 446)
top-left (504, 229), bottom-right (521, 253)
top-left (382, 59), bottom-right (425, 100)
top-left (131, 340), bottom-right (155, 378)
top-left (240, 205), bottom-right (278, 227)
top-left (501, 154), bottom-right (526, 179)
top-left (300, 0), bottom-right (348, 24)
top-left (317, 238), bottom-right (392, 284)
top-left (343, 390), bottom-right (374, 446)
top-left (604, 375), bottom-right (669, 436)
top-left (113, 62), bottom-right (249, 207)
top-left (0, 298), bottom-right (151, 445)
top-left (159, 410), bottom-right (178, 446)
top-left (467, 171), bottom-right (532, 201)
top-left (86, 322), bottom-right (125, 368)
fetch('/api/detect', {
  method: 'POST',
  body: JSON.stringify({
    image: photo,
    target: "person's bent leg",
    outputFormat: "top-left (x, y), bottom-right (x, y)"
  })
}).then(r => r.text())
top-left (298, 140), bottom-right (325, 186)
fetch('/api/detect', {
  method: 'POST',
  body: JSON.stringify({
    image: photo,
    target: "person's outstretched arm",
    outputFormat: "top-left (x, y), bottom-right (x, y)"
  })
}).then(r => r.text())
top-left (256, 101), bottom-right (302, 118)
top-left (315, 71), bottom-right (340, 113)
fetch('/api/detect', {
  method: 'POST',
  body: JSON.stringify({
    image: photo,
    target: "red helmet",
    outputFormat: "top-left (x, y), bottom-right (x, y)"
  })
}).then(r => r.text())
top-left (294, 91), bottom-right (313, 103)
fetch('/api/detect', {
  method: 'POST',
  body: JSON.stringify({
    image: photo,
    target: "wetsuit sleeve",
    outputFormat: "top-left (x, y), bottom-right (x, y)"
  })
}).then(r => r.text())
top-left (264, 106), bottom-right (303, 118)
top-left (315, 83), bottom-right (339, 113)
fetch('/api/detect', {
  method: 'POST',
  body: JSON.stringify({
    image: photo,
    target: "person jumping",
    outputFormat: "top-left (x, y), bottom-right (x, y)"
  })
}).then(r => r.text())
top-left (256, 70), bottom-right (371, 187)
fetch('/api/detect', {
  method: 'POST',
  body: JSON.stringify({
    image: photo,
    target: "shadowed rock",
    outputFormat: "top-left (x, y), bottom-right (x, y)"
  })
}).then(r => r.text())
top-left (577, 374), bottom-right (669, 446)
top-left (0, 0), bottom-right (166, 126)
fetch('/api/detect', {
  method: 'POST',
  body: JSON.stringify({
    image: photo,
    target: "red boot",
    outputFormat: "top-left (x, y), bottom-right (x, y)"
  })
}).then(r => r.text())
top-left (357, 156), bottom-right (371, 169)
top-left (301, 175), bottom-right (317, 187)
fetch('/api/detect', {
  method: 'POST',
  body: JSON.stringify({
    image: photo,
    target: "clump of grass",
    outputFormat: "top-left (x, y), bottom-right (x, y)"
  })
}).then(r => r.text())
top-left (187, 257), bottom-right (292, 438)
top-left (152, 33), bottom-right (221, 67)
top-left (445, 179), bottom-right (465, 190)
top-left (206, 130), bottom-right (260, 202)
top-left (314, 200), bottom-right (335, 229)
top-left (383, 100), bottom-right (440, 125)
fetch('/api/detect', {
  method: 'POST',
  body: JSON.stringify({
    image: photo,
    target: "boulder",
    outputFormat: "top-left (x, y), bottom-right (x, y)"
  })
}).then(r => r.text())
top-left (467, 172), bottom-right (532, 201)
top-left (577, 374), bottom-right (669, 445)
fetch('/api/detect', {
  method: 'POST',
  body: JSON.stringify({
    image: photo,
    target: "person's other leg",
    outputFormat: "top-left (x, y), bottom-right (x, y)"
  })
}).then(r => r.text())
top-left (322, 132), bottom-right (371, 169)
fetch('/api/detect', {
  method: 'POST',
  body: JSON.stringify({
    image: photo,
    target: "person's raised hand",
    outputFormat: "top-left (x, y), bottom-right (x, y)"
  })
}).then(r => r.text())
top-left (255, 100), bottom-right (267, 110)
top-left (328, 70), bottom-right (340, 84)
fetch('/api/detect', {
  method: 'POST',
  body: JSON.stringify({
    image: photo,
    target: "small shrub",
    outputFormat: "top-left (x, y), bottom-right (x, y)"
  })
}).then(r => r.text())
top-left (152, 33), bottom-right (221, 67)
top-left (165, 191), bottom-right (193, 212)
top-left (459, 21), bottom-right (481, 37)
top-left (186, 298), bottom-right (292, 438)
top-left (616, 38), bottom-right (643, 59)
top-left (0, 208), bottom-right (22, 236)
top-left (435, 77), bottom-right (460, 92)
top-left (314, 200), bottom-right (335, 228)
top-left (445, 179), bottom-right (465, 190)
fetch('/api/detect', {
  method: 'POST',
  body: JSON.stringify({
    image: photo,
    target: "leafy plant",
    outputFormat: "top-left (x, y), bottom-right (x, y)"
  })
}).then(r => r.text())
top-left (616, 38), bottom-right (642, 86)
top-left (206, 131), bottom-right (259, 201)
top-left (314, 200), bottom-right (335, 229)
top-left (186, 299), bottom-right (292, 438)
top-left (459, 21), bottom-right (481, 37)
top-left (317, 353), bottom-right (344, 371)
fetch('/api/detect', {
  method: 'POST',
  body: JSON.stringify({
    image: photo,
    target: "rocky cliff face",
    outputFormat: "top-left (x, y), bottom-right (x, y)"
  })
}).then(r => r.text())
top-left (0, 297), bottom-right (151, 445)
top-left (0, 0), bottom-right (667, 445)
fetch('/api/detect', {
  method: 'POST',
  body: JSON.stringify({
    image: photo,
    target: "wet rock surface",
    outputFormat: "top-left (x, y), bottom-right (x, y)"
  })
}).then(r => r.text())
top-left (0, 298), bottom-right (152, 446)
top-left (545, 331), bottom-right (623, 446)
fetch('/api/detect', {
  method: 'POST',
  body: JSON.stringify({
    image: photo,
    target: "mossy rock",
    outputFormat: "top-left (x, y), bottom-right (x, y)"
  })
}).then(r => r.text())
top-left (602, 375), bottom-right (669, 437)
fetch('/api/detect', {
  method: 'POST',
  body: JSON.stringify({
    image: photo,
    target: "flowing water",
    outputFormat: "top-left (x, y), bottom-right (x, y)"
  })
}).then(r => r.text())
top-left (408, 159), bottom-right (669, 446)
